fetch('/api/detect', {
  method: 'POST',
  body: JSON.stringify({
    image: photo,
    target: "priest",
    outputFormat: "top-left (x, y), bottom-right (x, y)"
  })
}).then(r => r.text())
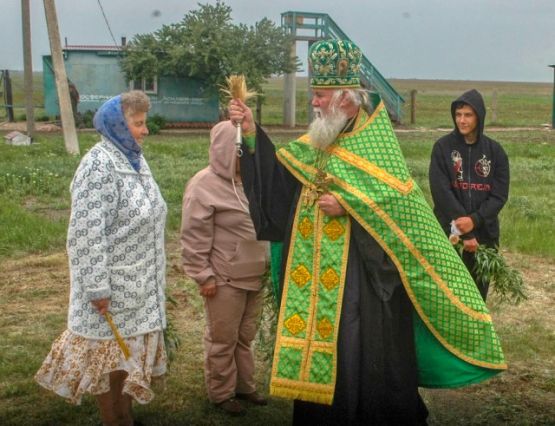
top-left (229, 39), bottom-right (506, 425)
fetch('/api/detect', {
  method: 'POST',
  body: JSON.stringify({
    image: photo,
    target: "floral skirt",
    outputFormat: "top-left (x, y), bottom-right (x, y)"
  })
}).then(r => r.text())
top-left (35, 329), bottom-right (167, 405)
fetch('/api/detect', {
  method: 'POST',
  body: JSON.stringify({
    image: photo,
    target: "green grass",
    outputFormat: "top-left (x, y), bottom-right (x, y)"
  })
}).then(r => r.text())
top-left (0, 71), bottom-right (46, 121)
top-left (0, 197), bottom-right (67, 257)
top-left (1, 128), bottom-right (554, 258)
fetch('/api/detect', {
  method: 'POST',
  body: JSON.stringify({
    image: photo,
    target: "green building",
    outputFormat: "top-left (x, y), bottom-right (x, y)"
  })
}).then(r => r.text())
top-left (43, 44), bottom-right (219, 124)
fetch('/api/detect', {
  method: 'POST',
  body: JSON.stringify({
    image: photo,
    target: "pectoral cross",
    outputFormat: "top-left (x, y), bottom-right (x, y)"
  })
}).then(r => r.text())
top-left (304, 170), bottom-right (333, 207)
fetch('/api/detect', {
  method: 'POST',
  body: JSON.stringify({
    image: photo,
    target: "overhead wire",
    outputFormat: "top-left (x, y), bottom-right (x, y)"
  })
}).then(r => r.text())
top-left (96, 0), bottom-right (121, 50)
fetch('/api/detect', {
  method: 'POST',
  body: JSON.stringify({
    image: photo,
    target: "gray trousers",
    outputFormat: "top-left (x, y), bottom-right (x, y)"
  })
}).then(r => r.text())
top-left (203, 284), bottom-right (263, 403)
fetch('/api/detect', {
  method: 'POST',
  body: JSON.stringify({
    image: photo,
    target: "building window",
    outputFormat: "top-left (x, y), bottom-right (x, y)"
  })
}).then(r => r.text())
top-left (144, 77), bottom-right (156, 93)
top-left (129, 77), bottom-right (157, 94)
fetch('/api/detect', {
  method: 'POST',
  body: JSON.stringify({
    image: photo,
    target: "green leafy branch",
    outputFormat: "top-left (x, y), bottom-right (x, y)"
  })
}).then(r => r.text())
top-left (164, 292), bottom-right (181, 366)
top-left (459, 245), bottom-right (527, 305)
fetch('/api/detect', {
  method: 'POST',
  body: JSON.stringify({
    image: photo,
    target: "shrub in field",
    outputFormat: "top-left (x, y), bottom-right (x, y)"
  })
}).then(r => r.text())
top-left (149, 114), bottom-right (167, 129)
top-left (146, 120), bottom-right (160, 135)
top-left (80, 110), bottom-right (95, 128)
top-left (145, 114), bottom-right (167, 135)
top-left (35, 113), bottom-right (50, 122)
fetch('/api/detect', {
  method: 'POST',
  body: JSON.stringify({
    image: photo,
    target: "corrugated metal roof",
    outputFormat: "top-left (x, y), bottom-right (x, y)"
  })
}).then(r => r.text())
top-left (64, 45), bottom-right (123, 51)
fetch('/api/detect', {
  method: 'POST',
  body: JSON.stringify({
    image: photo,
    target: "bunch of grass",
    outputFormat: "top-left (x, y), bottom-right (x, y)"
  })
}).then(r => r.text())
top-left (164, 293), bottom-right (182, 366)
top-left (220, 74), bottom-right (257, 103)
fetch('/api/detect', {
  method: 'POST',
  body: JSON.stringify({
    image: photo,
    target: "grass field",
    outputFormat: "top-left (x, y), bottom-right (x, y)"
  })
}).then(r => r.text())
top-left (1, 79), bottom-right (554, 425)
top-left (257, 77), bottom-right (553, 128)
top-left (0, 71), bottom-right (45, 121)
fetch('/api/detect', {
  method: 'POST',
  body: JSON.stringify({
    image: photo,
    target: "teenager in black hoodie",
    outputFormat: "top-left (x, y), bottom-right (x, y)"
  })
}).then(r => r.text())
top-left (429, 89), bottom-right (510, 300)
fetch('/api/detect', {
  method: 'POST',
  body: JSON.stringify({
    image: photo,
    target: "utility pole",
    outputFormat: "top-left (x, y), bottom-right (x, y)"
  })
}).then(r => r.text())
top-left (3, 70), bottom-right (15, 122)
top-left (43, 0), bottom-right (79, 155)
top-left (283, 41), bottom-right (297, 128)
top-left (21, 0), bottom-right (34, 139)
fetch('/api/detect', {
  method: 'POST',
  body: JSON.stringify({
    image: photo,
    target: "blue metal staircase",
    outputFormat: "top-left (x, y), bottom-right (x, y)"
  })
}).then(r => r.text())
top-left (282, 11), bottom-right (404, 121)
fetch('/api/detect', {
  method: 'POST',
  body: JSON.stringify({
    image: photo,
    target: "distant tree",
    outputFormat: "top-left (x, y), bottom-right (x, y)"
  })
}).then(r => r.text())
top-left (121, 1), bottom-right (297, 94)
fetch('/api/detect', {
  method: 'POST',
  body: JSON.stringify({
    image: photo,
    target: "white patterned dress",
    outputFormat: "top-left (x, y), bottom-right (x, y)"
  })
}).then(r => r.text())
top-left (35, 138), bottom-right (168, 404)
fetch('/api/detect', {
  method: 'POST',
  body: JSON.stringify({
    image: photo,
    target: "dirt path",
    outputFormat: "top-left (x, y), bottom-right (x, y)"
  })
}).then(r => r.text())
top-left (1, 244), bottom-right (553, 424)
top-left (3, 245), bottom-right (551, 324)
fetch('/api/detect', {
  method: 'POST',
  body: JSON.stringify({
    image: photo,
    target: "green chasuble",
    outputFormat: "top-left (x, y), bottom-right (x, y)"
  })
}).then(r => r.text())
top-left (269, 102), bottom-right (506, 405)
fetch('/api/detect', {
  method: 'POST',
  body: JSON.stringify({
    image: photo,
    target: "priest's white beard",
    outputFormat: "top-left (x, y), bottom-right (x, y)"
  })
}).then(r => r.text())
top-left (308, 107), bottom-right (349, 149)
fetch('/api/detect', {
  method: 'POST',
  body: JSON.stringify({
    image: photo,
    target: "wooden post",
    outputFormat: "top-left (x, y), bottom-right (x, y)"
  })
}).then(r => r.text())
top-left (256, 96), bottom-right (262, 126)
top-left (491, 91), bottom-right (498, 123)
top-left (21, 0), bottom-right (34, 139)
top-left (410, 89), bottom-right (417, 125)
top-left (43, 0), bottom-right (79, 155)
top-left (3, 70), bottom-right (15, 122)
top-left (283, 41), bottom-right (297, 128)
top-left (550, 65), bottom-right (555, 129)
top-left (307, 40), bottom-right (315, 125)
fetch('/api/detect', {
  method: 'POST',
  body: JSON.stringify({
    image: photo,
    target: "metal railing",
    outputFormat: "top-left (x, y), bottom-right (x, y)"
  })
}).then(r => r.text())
top-left (282, 11), bottom-right (404, 121)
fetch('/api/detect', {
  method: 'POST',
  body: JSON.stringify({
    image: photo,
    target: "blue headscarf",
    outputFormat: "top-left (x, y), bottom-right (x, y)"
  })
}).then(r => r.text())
top-left (93, 95), bottom-right (142, 172)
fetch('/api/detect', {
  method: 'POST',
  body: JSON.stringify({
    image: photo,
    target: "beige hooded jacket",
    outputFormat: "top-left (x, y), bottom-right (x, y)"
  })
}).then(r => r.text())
top-left (180, 121), bottom-right (268, 290)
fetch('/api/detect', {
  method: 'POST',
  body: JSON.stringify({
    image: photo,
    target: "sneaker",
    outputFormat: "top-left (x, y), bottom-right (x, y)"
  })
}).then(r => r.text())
top-left (236, 391), bottom-right (268, 406)
top-left (216, 397), bottom-right (246, 416)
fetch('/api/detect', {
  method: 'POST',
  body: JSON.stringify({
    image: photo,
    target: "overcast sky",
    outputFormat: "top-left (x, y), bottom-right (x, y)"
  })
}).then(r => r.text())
top-left (1, 0), bottom-right (554, 82)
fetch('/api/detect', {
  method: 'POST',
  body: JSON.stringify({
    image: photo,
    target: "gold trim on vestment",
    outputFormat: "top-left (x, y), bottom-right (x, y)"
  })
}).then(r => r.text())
top-left (275, 104), bottom-right (507, 371)
top-left (339, 102), bottom-right (383, 136)
top-left (331, 146), bottom-right (414, 195)
top-left (331, 181), bottom-right (492, 321)
top-left (271, 191), bottom-right (307, 385)
top-left (302, 203), bottom-right (323, 382)
top-left (276, 150), bottom-right (493, 323)
top-left (334, 191), bottom-right (506, 370)
top-left (270, 181), bottom-right (353, 402)
top-left (296, 141), bottom-right (414, 195)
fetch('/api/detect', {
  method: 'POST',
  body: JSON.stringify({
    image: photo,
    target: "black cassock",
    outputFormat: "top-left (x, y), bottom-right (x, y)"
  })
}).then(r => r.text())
top-left (240, 127), bottom-right (428, 425)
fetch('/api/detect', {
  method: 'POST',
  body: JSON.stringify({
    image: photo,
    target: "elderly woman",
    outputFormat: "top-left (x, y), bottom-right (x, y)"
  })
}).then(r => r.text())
top-left (35, 91), bottom-right (167, 426)
top-left (180, 120), bottom-right (269, 416)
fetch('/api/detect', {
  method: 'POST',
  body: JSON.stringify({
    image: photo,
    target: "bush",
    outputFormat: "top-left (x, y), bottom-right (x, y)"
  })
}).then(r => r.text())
top-left (147, 121), bottom-right (160, 135)
top-left (35, 113), bottom-right (50, 122)
top-left (80, 110), bottom-right (95, 128)
top-left (16, 113), bottom-right (51, 122)
top-left (148, 114), bottom-right (166, 128)
top-left (147, 114), bottom-right (166, 135)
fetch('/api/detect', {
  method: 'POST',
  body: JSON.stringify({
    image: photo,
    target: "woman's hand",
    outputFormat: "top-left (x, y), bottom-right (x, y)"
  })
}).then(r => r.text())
top-left (200, 278), bottom-right (217, 298)
top-left (91, 298), bottom-right (110, 315)
top-left (318, 193), bottom-right (346, 217)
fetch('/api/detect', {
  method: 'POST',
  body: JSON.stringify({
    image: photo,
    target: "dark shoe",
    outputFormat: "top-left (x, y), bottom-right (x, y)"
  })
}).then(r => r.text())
top-left (216, 397), bottom-right (246, 416)
top-left (236, 391), bottom-right (268, 406)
